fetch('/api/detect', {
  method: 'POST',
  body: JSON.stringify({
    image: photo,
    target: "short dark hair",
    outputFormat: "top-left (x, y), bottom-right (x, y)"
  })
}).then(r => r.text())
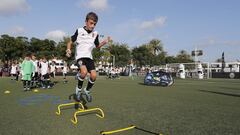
top-left (26, 52), bottom-right (32, 57)
top-left (31, 53), bottom-right (36, 57)
top-left (86, 12), bottom-right (98, 22)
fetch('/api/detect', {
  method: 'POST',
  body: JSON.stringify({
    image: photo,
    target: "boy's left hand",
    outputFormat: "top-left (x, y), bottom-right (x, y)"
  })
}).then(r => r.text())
top-left (66, 49), bottom-right (71, 57)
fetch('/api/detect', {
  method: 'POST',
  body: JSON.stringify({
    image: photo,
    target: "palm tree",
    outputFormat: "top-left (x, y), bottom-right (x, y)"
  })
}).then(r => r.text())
top-left (147, 39), bottom-right (163, 55)
top-left (176, 50), bottom-right (193, 63)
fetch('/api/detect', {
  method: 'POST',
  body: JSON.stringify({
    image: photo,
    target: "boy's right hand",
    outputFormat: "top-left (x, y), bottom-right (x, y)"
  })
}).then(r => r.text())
top-left (66, 49), bottom-right (71, 57)
top-left (107, 36), bottom-right (111, 43)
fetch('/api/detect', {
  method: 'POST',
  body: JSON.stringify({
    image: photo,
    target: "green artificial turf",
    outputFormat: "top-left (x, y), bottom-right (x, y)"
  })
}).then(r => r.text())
top-left (0, 76), bottom-right (240, 135)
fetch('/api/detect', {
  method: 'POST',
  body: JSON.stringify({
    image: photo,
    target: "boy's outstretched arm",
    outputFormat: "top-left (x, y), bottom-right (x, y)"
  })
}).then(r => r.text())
top-left (66, 40), bottom-right (73, 57)
top-left (97, 36), bottom-right (111, 48)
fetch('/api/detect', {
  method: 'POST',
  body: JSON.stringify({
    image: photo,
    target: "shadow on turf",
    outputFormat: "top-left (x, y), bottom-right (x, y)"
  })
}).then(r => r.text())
top-left (138, 82), bottom-right (146, 85)
top-left (138, 82), bottom-right (169, 87)
top-left (75, 111), bottom-right (100, 117)
top-left (219, 86), bottom-right (240, 91)
top-left (68, 94), bottom-right (103, 117)
top-left (198, 89), bottom-right (240, 97)
top-left (134, 126), bottom-right (161, 135)
top-left (69, 93), bottom-right (88, 109)
top-left (53, 81), bottom-right (59, 84)
top-left (19, 94), bottom-right (68, 106)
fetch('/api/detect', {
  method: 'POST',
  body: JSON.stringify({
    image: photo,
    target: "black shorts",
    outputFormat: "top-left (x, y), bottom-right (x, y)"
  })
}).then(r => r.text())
top-left (76, 58), bottom-right (95, 73)
top-left (32, 72), bottom-right (39, 80)
top-left (50, 72), bottom-right (54, 78)
top-left (42, 74), bottom-right (50, 80)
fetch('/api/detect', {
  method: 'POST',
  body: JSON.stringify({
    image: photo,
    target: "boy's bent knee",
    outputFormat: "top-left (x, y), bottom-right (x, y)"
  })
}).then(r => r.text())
top-left (90, 72), bottom-right (97, 80)
top-left (90, 74), bottom-right (97, 81)
top-left (80, 71), bottom-right (87, 77)
top-left (91, 76), bottom-right (96, 81)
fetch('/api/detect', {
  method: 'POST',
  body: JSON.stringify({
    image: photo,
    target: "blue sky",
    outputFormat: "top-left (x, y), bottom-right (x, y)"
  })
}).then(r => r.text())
top-left (1, 0), bottom-right (240, 62)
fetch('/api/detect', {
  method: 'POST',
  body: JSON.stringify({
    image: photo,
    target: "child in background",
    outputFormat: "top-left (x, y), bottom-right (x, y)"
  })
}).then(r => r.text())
top-left (15, 61), bottom-right (20, 81)
top-left (62, 63), bottom-right (68, 83)
top-left (39, 57), bottom-right (50, 89)
top-left (50, 61), bottom-right (56, 79)
top-left (21, 53), bottom-right (35, 91)
top-left (10, 62), bottom-right (18, 81)
top-left (31, 54), bottom-right (40, 87)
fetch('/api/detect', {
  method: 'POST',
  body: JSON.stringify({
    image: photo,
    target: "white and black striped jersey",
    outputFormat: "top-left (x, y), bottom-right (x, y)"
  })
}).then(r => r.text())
top-left (62, 66), bottom-right (68, 74)
top-left (40, 61), bottom-right (49, 75)
top-left (31, 60), bottom-right (39, 73)
top-left (10, 65), bottom-right (18, 74)
top-left (71, 26), bottom-right (100, 60)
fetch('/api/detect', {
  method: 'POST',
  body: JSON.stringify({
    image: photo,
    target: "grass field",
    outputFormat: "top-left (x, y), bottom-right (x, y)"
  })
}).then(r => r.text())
top-left (0, 76), bottom-right (240, 135)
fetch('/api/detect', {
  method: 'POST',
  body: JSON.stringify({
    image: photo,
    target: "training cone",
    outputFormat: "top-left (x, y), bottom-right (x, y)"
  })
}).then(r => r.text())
top-left (33, 89), bottom-right (39, 93)
top-left (4, 90), bottom-right (10, 94)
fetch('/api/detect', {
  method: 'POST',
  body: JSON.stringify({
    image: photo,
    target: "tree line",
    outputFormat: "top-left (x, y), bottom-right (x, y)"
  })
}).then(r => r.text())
top-left (0, 34), bottom-right (193, 67)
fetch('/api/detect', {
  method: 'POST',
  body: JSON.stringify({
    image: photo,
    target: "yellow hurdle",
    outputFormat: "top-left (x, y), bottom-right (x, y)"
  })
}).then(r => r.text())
top-left (100, 125), bottom-right (136, 135)
top-left (101, 125), bottom-right (163, 135)
top-left (71, 108), bottom-right (104, 124)
top-left (55, 102), bottom-right (85, 115)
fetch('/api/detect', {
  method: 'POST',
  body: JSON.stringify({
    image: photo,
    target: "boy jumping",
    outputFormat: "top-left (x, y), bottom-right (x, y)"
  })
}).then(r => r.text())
top-left (66, 12), bottom-right (110, 102)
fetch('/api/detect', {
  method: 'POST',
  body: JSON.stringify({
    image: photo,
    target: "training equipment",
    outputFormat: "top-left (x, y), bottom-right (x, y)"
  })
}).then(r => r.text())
top-left (56, 102), bottom-right (85, 115)
top-left (101, 125), bottom-right (136, 134)
top-left (165, 62), bottom-right (210, 79)
top-left (100, 125), bottom-right (162, 135)
top-left (56, 102), bottom-right (104, 125)
top-left (4, 90), bottom-right (10, 94)
top-left (144, 70), bottom-right (174, 86)
top-left (33, 89), bottom-right (39, 93)
top-left (71, 107), bottom-right (104, 124)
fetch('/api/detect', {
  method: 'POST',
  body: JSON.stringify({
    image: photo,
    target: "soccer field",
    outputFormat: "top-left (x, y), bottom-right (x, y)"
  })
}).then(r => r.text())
top-left (0, 76), bottom-right (240, 135)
